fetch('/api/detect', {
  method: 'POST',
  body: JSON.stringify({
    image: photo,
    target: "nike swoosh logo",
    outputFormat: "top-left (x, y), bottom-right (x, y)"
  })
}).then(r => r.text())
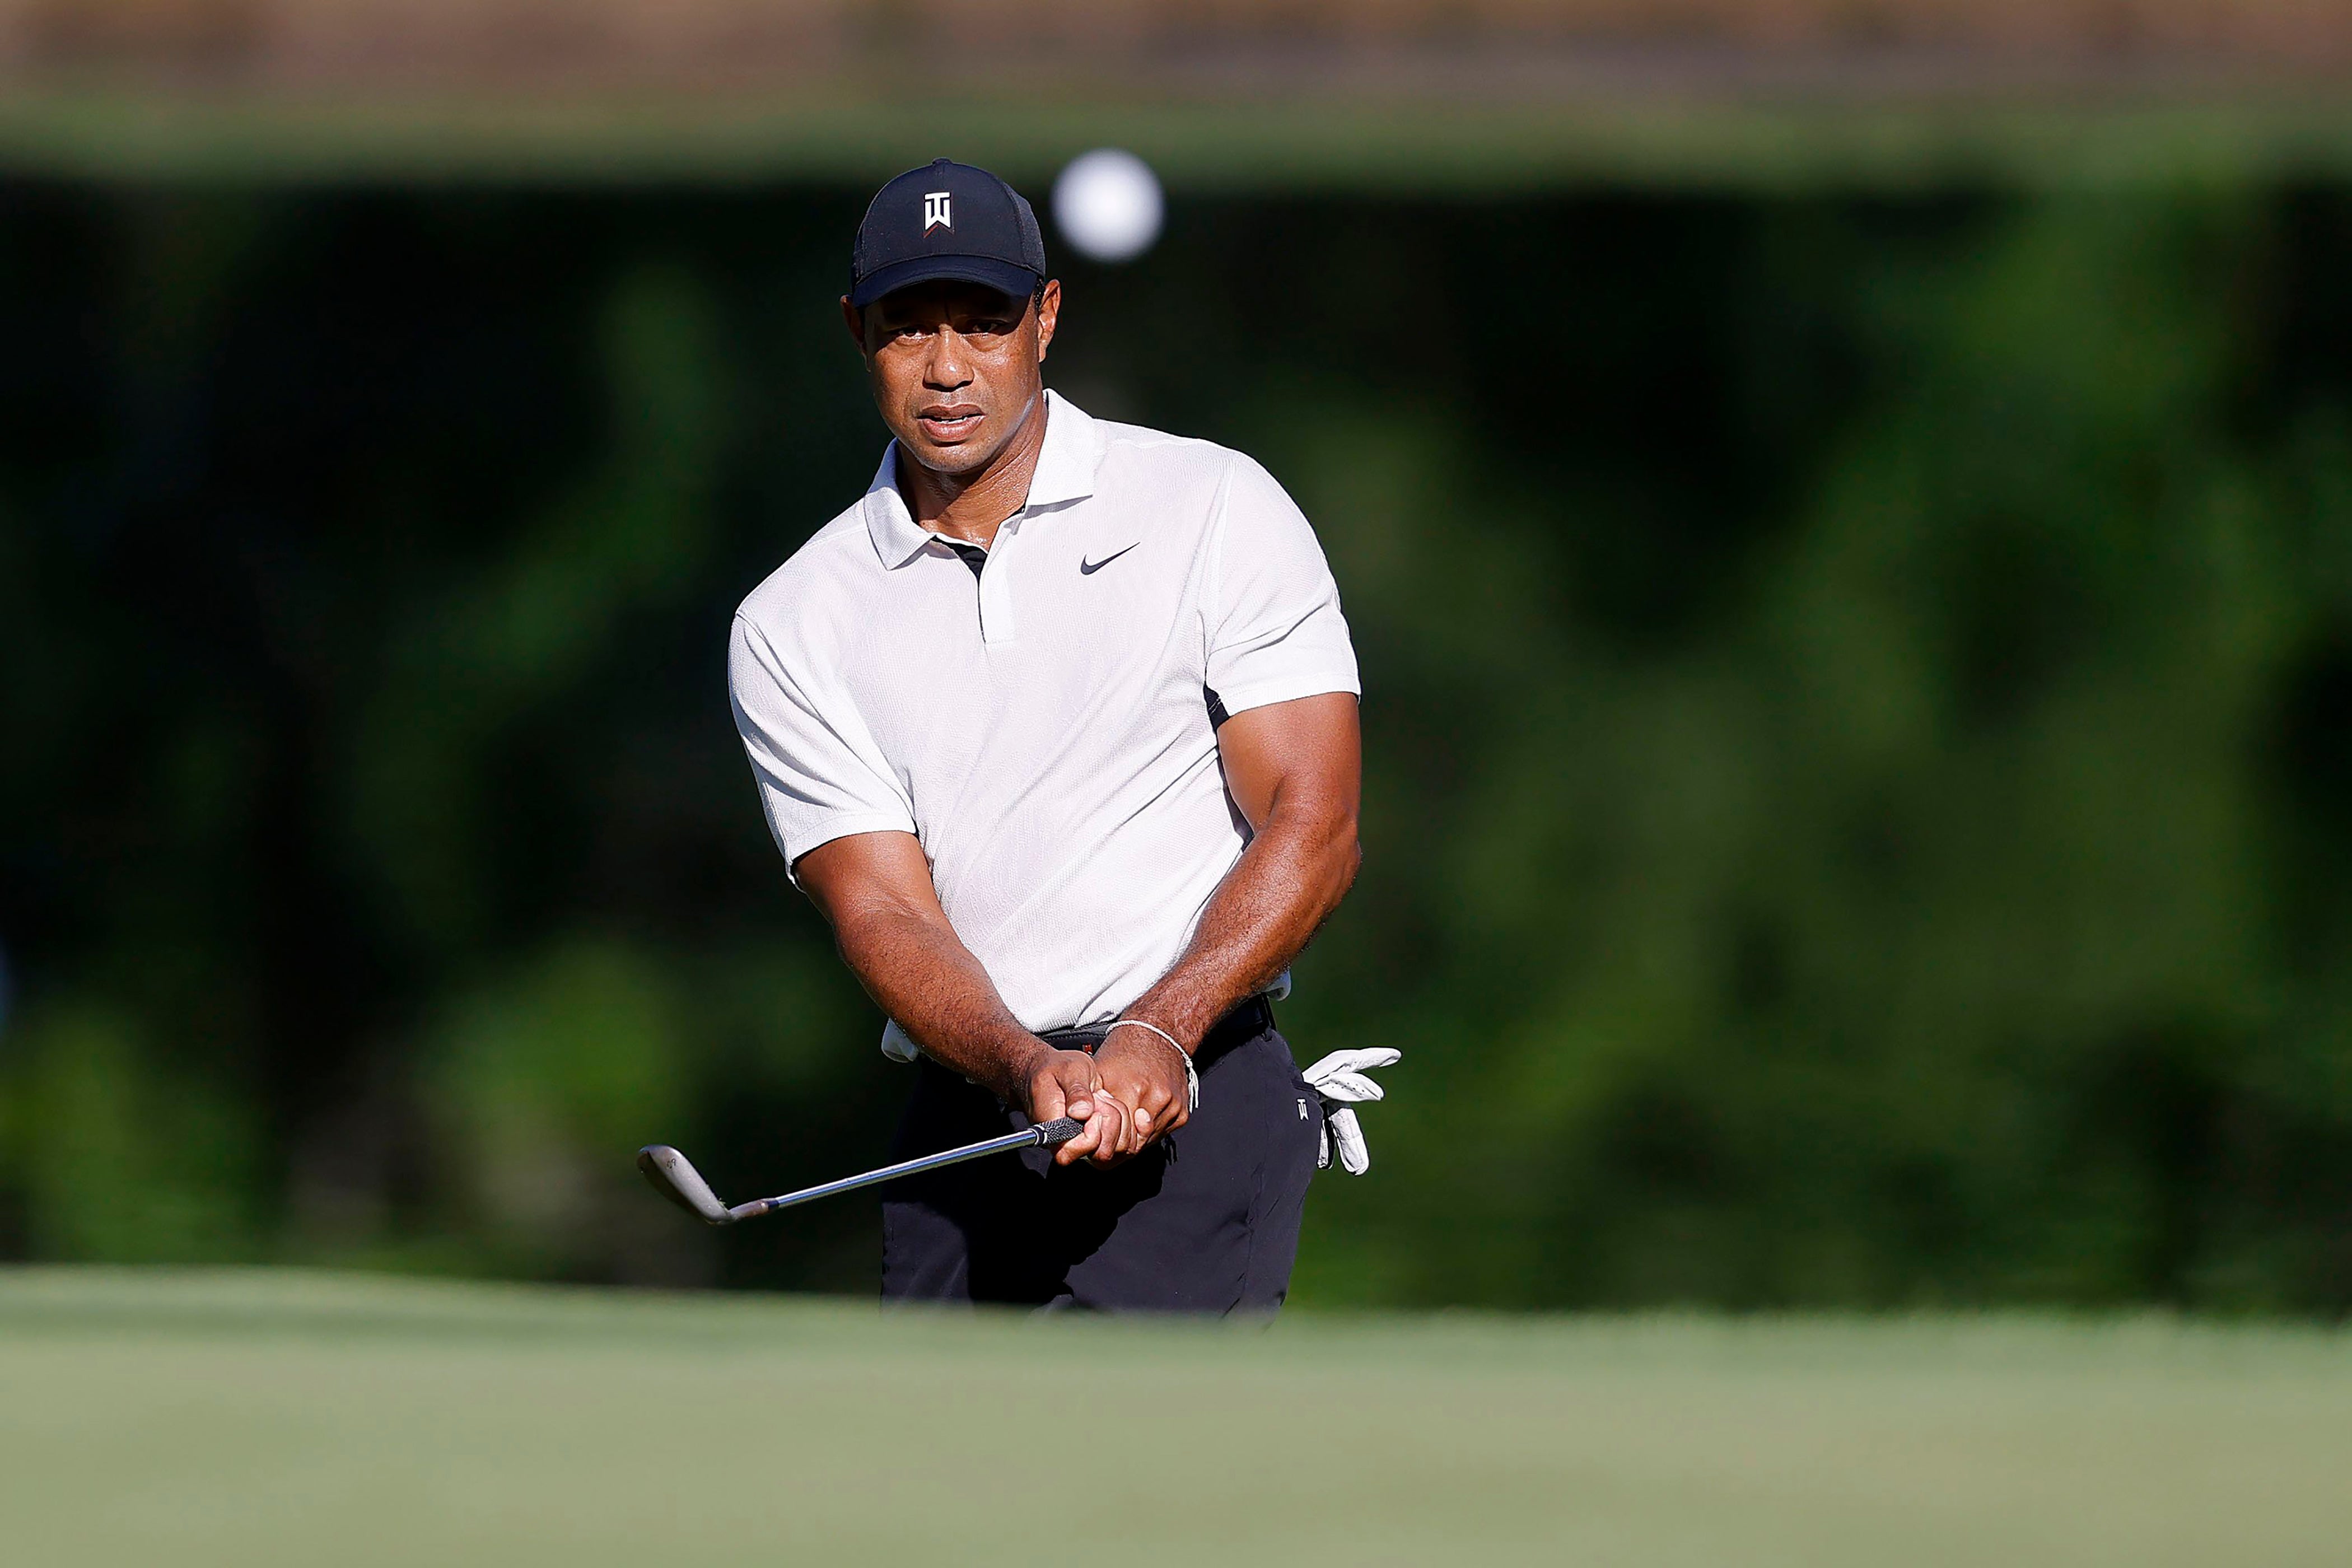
top-left (1079, 543), bottom-right (1139, 575)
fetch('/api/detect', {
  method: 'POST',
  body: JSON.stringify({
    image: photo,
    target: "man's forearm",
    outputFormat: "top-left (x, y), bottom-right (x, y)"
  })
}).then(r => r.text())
top-left (831, 902), bottom-right (1043, 1097)
top-left (796, 830), bottom-right (1128, 1165)
top-left (1121, 792), bottom-right (1361, 1047)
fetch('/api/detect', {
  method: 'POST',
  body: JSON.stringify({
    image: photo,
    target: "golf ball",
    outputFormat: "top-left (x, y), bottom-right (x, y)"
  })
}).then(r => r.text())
top-left (1052, 149), bottom-right (1164, 264)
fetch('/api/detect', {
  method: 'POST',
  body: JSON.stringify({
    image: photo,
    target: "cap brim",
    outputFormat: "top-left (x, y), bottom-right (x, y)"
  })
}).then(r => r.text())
top-left (848, 254), bottom-right (1042, 309)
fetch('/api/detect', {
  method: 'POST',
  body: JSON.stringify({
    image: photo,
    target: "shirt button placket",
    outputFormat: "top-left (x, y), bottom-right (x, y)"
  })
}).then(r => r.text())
top-left (979, 518), bottom-right (1019, 645)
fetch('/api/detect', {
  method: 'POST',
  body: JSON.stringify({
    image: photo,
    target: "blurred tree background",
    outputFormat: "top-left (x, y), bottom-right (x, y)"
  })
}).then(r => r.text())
top-left (3, 176), bottom-right (2350, 1309)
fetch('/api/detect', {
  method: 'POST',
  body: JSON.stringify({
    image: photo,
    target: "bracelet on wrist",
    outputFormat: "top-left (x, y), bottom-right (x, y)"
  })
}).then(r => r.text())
top-left (1104, 1018), bottom-right (1200, 1112)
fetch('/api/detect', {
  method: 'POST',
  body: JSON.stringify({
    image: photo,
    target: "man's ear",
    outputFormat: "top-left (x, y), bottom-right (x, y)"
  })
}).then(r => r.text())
top-left (840, 295), bottom-right (866, 352)
top-left (1033, 279), bottom-right (1062, 362)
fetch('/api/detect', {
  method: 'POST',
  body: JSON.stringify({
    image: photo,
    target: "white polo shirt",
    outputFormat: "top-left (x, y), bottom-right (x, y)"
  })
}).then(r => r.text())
top-left (730, 391), bottom-right (1359, 1055)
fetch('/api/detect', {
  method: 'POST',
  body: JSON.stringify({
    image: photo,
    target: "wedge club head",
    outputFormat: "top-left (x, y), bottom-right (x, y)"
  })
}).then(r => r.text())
top-left (637, 1144), bottom-right (734, 1225)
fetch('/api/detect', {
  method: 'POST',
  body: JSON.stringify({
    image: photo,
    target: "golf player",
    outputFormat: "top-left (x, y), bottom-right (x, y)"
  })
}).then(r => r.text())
top-left (730, 159), bottom-right (1382, 1311)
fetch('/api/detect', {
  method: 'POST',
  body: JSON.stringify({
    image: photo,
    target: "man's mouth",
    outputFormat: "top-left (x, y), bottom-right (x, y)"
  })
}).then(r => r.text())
top-left (917, 405), bottom-right (986, 441)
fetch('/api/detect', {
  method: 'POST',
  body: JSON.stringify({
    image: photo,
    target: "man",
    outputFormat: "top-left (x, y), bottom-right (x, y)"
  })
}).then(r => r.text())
top-left (730, 158), bottom-right (1382, 1312)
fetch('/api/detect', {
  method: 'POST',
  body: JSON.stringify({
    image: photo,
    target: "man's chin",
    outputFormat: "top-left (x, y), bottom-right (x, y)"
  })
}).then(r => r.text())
top-left (901, 427), bottom-right (1003, 476)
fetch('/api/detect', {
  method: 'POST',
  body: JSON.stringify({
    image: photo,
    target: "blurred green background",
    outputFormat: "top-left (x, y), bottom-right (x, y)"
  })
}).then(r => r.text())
top-left (4, 150), bottom-right (2352, 1311)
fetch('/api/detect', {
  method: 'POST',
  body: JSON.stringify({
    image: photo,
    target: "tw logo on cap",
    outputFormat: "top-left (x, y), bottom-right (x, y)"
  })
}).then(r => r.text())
top-left (922, 192), bottom-right (952, 233)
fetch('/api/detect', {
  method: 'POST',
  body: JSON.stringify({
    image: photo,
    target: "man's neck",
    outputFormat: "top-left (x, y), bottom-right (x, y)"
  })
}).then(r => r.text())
top-left (898, 391), bottom-right (1049, 550)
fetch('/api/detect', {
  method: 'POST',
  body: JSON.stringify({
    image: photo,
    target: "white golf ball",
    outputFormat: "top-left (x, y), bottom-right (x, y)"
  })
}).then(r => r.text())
top-left (1053, 149), bottom-right (1164, 264)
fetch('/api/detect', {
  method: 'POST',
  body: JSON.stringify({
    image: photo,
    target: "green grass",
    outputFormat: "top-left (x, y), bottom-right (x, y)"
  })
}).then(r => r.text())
top-left (3, 1268), bottom-right (2345, 1566)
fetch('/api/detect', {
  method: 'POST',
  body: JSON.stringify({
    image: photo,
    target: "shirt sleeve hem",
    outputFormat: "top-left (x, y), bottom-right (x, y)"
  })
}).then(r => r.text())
top-left (781, 813), bottom-right (921, 886)
top-left (1214, 672), bottom-right (1362, 718)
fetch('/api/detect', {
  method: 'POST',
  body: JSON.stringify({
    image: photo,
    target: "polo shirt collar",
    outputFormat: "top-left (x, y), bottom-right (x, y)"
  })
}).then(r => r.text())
top-left (860, 450), bottom-right (931, 568)
top-left (1025, 389), bottom-right (1100, 511)
top-left (862, 389), bottom-right (1100, 568)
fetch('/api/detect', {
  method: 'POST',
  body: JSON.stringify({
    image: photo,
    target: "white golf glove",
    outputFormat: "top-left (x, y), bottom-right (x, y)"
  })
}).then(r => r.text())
top-left (1301, 1047), bottom-right (1399, 1175)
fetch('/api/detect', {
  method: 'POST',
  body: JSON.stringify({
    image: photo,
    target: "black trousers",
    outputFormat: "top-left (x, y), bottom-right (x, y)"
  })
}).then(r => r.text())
top-left (881, 1010), bottom-right (1322, 1313)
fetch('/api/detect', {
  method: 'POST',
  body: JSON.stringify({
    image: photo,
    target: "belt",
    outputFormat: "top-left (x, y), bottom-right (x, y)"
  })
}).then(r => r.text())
top-left (1038, 995), bottom-right (1273, 1072)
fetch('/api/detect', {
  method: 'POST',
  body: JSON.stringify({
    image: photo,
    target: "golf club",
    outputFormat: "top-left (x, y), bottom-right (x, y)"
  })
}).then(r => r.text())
top-left (637, 1118), bottom-right (1084, 1225)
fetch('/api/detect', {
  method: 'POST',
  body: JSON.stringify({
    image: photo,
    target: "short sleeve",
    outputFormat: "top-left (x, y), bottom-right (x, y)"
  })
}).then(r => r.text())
top-left (729, 613), bottom-right (917, 880)
top-left (1205, 455), bottom-right (1361, 715)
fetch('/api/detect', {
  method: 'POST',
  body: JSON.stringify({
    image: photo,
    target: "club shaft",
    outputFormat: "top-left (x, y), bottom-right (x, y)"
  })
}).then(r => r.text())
top-left (727, 1124), bottom-right (1052, 1221)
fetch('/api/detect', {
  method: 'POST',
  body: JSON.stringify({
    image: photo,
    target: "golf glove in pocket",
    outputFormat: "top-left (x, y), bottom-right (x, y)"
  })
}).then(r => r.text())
top-left (1301, 1047), bottom-right (1400, 1175)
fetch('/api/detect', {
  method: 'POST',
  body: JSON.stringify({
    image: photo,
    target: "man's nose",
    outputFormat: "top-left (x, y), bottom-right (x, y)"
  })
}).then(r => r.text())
top-left (923, 328), bottom-right (973, 389)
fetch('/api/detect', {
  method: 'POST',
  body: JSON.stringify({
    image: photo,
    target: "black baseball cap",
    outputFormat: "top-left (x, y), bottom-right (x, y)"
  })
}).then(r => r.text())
top-left (848, 158), bottom-right (1048, 309)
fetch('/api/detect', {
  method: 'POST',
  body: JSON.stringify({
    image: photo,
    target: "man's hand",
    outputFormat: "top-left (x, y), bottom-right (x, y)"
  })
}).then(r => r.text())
top-left (1087, 1027), bottom-right (1193, 1164)
top-left (1016, 1043), bottom-right (1133, 1168)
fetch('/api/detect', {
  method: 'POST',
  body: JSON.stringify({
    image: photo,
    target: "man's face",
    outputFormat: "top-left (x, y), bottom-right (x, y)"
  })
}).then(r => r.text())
top-left (844, 278), bottom-right (1061, 477)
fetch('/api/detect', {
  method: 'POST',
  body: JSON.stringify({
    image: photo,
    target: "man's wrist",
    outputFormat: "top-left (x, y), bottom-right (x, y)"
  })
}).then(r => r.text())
top-left (1108, 1014), bottom-right (1191, 1057)
top-left (1114, 995), bottom-right (1208, 1053)
top-left (984, 1030), bottom-right (1053, 1104)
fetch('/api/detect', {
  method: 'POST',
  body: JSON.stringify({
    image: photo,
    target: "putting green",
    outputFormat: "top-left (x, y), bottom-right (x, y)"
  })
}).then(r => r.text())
top-left (2, 1267), bottom-right (2344, 1566)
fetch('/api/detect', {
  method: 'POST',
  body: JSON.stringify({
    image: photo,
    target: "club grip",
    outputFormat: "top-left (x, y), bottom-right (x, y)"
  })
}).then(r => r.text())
top-left (1030, 1117), bottom-right (1084, 1146)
